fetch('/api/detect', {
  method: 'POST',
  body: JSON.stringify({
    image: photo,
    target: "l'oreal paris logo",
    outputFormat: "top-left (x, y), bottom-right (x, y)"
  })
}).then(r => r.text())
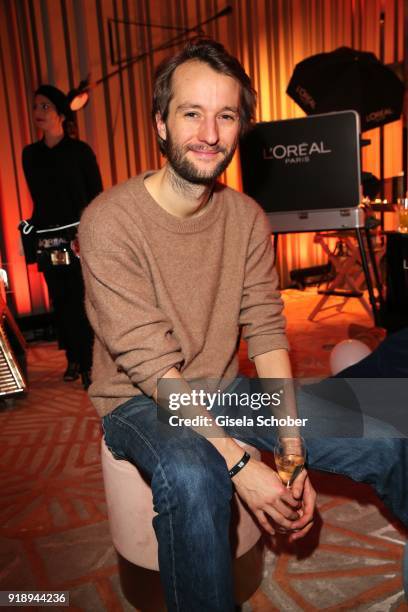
top-left (366, 108), bottom-right (393, 123)
top-left (295, 86), bottom-right (316, 109)
top-left (263, 141), bottom-right (332, 164)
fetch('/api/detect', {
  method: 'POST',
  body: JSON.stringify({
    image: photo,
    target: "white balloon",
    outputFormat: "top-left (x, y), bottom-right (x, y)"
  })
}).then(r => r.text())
top-left (330, 339), bottom-right (372, 375)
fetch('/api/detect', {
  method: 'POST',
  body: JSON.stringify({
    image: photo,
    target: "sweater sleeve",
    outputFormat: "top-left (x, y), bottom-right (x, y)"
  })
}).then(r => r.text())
top-left (79, 216), bottom-right (184, 397)
top-left (239, 210), bottom-right (289, 358)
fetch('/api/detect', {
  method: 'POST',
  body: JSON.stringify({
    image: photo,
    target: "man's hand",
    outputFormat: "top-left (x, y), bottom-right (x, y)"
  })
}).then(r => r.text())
top-left (287, 468), bottom-right (316, 542)
top-left (233, 458), bottom-right (316, 539)
top-left (233, 457), bottom-right (303, 534)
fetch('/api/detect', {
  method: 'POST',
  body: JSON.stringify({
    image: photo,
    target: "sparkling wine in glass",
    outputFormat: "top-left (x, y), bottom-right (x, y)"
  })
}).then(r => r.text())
top-left (274, 437), bottom-right (306, 488)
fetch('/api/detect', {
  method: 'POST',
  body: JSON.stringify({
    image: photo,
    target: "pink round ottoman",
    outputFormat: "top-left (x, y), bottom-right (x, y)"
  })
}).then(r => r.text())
top-left (101, 439), bottom-right (263, 611)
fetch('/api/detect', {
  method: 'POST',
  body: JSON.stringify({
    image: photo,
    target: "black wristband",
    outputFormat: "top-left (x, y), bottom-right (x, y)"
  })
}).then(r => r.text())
top-left (228, 451), bottom-right (251, 479)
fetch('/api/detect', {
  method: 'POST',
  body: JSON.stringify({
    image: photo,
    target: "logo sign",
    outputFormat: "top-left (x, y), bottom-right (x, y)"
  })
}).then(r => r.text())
top-left (263, 141), bottom-right (332, 164)
top-left (365, 108), bottom-right (393, 124)
top-left (239, 111), bottom-right (361, 213)
top-left (295, 85), bottom-right (316, 110)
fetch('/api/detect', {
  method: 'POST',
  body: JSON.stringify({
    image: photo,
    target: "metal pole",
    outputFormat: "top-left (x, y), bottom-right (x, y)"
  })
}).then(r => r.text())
top-left (355, 227), bottom-right (380, 326)
top-left (379, 10), bottom-right (385, 232)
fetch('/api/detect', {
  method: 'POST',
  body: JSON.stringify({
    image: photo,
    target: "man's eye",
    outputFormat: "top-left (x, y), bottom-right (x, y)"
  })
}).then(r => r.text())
top-left (184, 112), bottom-right (199, 118)
top-left (219, 114), bottom-right (236, 121)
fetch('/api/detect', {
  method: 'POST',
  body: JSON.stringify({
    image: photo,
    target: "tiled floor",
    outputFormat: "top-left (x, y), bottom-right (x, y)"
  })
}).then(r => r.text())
top-left (1, 289), bottom-right (407, 611)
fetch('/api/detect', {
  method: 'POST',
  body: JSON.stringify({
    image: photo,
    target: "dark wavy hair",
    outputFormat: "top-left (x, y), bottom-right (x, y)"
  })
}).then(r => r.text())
top-left (152, 38), bottom-right (257, 155)
top-left (35, 84), bottom-right (76, 137)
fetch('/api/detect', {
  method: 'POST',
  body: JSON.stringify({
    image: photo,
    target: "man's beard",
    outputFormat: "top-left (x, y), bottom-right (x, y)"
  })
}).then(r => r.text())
top-left (165, 132), bottom-right (237, 186)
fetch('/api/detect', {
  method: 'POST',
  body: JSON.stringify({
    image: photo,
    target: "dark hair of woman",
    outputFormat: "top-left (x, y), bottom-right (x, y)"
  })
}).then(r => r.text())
top-left (34, 84), bottom-right (77, 137)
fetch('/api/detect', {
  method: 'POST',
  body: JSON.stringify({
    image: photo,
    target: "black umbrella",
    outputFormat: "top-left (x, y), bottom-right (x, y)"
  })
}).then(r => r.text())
top-left (287, 46), bottom-right (404, 132)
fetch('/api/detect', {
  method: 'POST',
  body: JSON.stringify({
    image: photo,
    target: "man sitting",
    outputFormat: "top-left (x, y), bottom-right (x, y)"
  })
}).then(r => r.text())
top-left (79, 39), bottom-right (407, 611)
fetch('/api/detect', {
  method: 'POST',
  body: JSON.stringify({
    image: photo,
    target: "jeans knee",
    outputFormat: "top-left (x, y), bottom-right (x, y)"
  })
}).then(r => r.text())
top-left (375, 437), bottom-right (403, 469)
top-left (152, 436), bottom-right (232, 514)
top-left (359, 437), bottom-right (407, 494)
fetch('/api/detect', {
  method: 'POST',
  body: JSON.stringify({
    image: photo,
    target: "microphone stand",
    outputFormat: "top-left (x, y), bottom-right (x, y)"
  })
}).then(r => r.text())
top-left (69, 6), bottom-right (232, 108)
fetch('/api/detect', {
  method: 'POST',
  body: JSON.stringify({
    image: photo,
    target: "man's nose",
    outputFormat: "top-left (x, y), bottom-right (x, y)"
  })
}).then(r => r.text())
top-left (198, 117), bottom-right (219, 145)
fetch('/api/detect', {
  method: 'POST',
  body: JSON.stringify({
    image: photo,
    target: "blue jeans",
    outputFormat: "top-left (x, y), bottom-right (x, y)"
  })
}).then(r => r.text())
top-left (102, 378), bottom-right (408, 611)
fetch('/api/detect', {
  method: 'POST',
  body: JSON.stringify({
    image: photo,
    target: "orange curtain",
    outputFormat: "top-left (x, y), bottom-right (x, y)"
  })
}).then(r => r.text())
top-left (0, 0), bottom-right (404, 316)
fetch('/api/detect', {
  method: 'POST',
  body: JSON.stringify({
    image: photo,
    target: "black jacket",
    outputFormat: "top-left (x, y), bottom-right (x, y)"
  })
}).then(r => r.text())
top-left (22, 136), bottom-right (103, 229)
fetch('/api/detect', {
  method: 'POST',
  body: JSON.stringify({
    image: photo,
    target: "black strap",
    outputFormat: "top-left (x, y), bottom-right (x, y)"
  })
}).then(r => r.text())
top-left (228, 451), bottom-right (251, 479)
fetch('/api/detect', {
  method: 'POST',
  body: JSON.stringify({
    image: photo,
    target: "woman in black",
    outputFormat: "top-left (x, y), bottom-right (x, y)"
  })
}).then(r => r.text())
top-left (22, 85), bottom-right (103, 389)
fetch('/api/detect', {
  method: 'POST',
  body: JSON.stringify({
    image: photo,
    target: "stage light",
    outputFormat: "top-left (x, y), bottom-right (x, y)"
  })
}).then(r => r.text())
top-left (68, 79), bottom-right (90, 111)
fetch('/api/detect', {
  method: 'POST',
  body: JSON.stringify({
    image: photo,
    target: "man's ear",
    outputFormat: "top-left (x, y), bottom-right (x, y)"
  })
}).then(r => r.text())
top-left (156, 112), bottom-right (167, 141)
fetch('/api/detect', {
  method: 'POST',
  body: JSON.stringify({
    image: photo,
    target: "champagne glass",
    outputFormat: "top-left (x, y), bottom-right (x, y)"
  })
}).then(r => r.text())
top-left (397, 198), bottom-right (408, 233)
top-left (274, 436), bottom-right (306, 489)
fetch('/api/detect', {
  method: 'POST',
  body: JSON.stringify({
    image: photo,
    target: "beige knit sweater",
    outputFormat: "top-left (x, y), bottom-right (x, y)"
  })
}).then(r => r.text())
top-left (78, 172), bottom-right (288, 416)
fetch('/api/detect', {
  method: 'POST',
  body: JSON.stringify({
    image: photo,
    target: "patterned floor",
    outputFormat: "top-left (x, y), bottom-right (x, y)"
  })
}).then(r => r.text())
top-left (1, 289), bottom-right (407, 611)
